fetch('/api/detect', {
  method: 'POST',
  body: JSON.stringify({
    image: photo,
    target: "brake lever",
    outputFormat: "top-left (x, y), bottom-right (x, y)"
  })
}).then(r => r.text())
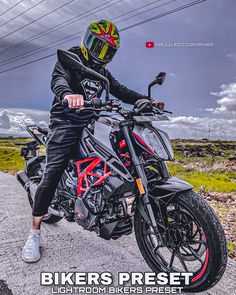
top-left (163, 109), bottom-right (172, 114)
top-left (152, 106), bottom-right (172, 115)
top-left (75, 106), bottom-right (114, 113)
top-left (75, 107), bottom-right (101, 113)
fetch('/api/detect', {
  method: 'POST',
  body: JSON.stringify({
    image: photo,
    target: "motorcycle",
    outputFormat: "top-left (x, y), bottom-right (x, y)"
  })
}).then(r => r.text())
top-left (16, 49), bottom-right (227, 292)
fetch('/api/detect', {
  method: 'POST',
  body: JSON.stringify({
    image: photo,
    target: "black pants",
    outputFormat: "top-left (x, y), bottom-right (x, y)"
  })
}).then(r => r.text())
top-left (32, 125), bottom-right (84, 216)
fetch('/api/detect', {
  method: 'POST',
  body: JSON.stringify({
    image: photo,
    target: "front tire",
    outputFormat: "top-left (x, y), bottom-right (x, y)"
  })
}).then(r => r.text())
top-left (134, 190), bottom-right (228, 292)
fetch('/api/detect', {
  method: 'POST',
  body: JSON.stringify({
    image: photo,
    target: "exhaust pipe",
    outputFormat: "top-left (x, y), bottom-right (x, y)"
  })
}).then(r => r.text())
top-left (48, 207), bottom-right (64, 217)
top-left (17, 170), bottom-right (65, 218)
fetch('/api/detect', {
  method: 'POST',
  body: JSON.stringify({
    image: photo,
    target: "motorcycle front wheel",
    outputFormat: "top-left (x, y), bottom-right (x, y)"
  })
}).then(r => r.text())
top-left (134, 190), bottom-right (228, 292)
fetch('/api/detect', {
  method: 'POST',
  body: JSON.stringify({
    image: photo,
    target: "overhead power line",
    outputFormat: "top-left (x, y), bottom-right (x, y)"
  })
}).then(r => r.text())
top-left (0, 0), bottom-right (47, 29)
top-left (121, 0), bottom-right (206, 31)
top-left (0, 53), bottom-right (55, 73)
top-left (0, 0), bottom-right (24, 17)
top-left (0, 0), bottom-right (207, 74)
top-left (0, 0), bottom-right (171, 65)
top-left (0, 0), bottom-right (117, 55)
top-left (119, 0), bottom-right (177, 26)
top-left (0, 0), bottom-right (76, 41)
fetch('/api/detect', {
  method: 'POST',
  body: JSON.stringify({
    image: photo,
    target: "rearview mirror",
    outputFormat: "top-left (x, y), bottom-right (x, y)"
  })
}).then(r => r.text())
top-left (148, 72), bottom-right (166, 98)
top-left (156, 72), bottom-right (166, 85)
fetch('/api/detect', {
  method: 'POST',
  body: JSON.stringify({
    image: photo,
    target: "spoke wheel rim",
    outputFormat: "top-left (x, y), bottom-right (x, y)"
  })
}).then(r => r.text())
top-left (141, 200), bottom-right (209, 282)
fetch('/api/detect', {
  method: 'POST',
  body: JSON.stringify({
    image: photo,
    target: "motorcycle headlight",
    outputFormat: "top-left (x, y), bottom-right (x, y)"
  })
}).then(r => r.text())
top-left (141, 127), bottom-right (174, 160)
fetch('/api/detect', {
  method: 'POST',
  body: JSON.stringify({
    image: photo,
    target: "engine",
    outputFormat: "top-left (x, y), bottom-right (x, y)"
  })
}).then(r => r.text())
top-left (60, 158), bottom-right (136, 240)
top-left (74, 174), bottom-right (136, 240)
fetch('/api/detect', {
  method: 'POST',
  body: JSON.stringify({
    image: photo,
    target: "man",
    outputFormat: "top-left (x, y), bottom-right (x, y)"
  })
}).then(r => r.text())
top-left (21, 19), bottom-right (164, 263)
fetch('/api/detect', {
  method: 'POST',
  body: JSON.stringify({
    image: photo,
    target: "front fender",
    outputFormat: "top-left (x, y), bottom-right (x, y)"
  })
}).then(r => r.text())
top-left (149, 177), bottom-right (193, 198)
top-left (135, 177), bottom-right (193, 242)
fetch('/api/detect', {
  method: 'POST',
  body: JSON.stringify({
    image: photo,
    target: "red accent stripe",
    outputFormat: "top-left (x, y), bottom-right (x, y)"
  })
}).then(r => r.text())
top-left (119, 139), bottom-right (126, 149)
top-left (133, 132), bottom-right (154, 154)
top-left (191, 228), bottom-right (209, 283)
top-left (108, 23), bottom-right (113, 35)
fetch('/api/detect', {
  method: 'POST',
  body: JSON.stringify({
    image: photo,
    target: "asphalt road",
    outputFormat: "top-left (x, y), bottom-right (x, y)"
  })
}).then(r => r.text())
top-left (0, 172), bottom-right (235, 295)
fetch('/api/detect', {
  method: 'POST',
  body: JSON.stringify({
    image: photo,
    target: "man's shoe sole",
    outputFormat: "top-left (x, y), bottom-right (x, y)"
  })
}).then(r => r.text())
top-left (21, 254), bottom-right (41, 263)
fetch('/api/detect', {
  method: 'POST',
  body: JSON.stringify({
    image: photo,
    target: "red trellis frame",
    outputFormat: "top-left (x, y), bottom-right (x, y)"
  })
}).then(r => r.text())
top-left (75, 140), bottom-right (131, 197)
top-left (75, 157), bottom-right (112, 196)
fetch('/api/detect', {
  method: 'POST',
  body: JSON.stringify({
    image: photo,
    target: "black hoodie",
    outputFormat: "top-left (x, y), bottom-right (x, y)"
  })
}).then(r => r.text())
top-left (50, 46), bottom-right (149, 127)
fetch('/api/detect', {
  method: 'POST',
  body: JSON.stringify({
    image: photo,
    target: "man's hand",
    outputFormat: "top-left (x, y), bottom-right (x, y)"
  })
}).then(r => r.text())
top-left (65, 94), bottom-right (84, 109)
top-left (151, 99), bottom-right (165, 111)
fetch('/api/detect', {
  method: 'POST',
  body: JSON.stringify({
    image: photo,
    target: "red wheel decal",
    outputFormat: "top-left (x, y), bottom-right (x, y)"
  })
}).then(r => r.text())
top-left (191, 228), bottom-right (209, 283)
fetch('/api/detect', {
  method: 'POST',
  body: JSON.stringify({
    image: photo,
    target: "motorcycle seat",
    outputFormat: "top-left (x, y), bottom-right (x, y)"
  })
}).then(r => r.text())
top-left (37, 125), bottom-right (49, 135)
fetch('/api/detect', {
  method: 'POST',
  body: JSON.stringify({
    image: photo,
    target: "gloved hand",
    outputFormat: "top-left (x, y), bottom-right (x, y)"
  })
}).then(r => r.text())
top-left (151, 99), bottom-right (165, 111)
top-left (134, 99), bottom-right (153, 113)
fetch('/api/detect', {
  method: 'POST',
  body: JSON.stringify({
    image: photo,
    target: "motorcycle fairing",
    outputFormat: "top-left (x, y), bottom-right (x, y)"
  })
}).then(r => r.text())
top-left (133, 123), bottom-right (174, 161)
top-left (79, 122), bottom-right (134, 182)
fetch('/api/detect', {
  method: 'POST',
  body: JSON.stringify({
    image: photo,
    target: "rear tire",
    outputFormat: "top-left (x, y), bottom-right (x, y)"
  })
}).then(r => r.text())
top-left (134, 190), bottom-right (228, 292)
top-left (28, 159), bottom-right (62, 224)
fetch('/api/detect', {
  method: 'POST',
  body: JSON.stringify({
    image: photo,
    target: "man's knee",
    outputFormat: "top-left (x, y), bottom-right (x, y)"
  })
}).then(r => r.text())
top-left (41, 162), bottom-right (67, 184)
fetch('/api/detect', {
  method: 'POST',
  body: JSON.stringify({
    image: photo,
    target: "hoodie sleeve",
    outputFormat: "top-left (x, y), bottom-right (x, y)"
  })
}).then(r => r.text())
top-left (106, 69), bottom-right (149, 105)
top-left (50, 60), bottom-right (74, 101)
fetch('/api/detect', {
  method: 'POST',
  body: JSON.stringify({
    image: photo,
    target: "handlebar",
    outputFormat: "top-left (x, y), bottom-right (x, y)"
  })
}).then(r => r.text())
top-left (62, 97), bottom-right (108, 108)
top-left (62, 97), bottom-right (121, 113)
top-left (62, 98), bottom-right (172, 116)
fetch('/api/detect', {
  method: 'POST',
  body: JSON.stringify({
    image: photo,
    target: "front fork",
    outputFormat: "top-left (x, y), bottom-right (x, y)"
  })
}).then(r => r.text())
top-left (120, 122), bottom-right (167, 243)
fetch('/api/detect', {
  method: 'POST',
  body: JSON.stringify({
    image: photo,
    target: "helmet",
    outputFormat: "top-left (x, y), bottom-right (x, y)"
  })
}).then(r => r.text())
top-left (81, 20), bottom-right (120, 68)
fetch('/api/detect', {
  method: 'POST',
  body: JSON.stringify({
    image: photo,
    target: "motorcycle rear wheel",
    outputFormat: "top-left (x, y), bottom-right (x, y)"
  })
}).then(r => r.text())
top-left (134, 190), bottom-right (228, 292)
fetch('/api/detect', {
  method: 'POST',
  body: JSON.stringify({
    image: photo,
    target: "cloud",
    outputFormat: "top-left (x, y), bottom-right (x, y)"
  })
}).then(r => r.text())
top-left (206, 82), bottom-right (236, 116)
top-left (0, 107), bottom-right (235, 140)
top-left (0, 108), bottom-right (49, 136)
top-left (225, 53), bottom-right (236, 60)
top-left (157, 115), bottom-right (236, 140)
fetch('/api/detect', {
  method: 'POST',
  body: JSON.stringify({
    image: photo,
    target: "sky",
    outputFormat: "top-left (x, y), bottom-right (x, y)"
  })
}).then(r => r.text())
top-left (0, 0), bottom-right (235, 139)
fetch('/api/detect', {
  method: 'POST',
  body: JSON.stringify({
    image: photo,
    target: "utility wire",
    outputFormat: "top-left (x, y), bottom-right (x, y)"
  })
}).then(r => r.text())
top-left (121, 0), bottom-right (206, 32)
top-left (0, 0), bottom-right (24, 17)
top-left (0, 0), bottom-right (123, 64)
top-left (0, 0), bottom-right (116, 55)
top-left (0, 53), bottom-right (55, 73)
top-left (0, 0), bottom-right (47, 29)
top-left (0, 0), bottom-right (75, 41)
top-left (0, 0), bottom-right (207, 74)
top-left (0, 0), bottom-right (170, 65)
top-left (118, 0), bottom-right (177, 26)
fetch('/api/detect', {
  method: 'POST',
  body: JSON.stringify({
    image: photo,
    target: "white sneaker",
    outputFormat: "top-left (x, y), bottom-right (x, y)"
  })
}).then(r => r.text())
top-left (21, 230), bottom-right (41, 263)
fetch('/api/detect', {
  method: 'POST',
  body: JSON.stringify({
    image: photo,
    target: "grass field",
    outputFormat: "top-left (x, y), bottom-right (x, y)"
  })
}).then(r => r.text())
top-left (0, 137), bottom-right (235, 258)
top-left (167, 159), bottom-right (236, 193)
top-left (0, 138), bottom-right (30, 172)
top-left (1, 137), bottom-right (234, 192)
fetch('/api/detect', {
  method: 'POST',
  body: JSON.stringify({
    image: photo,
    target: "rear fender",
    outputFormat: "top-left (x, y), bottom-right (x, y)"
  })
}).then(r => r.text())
top-left (25, 155), bottom-right (46, 174)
